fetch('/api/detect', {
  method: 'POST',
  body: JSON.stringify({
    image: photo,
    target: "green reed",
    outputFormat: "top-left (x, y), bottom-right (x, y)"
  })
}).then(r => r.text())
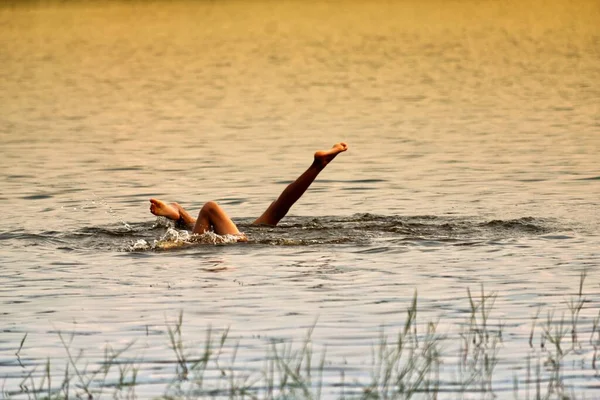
top-left (4, 273), bottom-right (598, 400)
top-left (458, 284), bottom-right (501, 395)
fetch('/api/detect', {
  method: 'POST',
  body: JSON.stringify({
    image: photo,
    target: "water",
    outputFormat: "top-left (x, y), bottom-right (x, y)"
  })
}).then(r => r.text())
top-left (1, 0), bottom-right (599, 398)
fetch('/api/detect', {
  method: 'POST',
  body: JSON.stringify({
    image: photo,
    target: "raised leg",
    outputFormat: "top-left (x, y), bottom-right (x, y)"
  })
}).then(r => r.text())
top-left (252, 142), bottom-right (348, 226)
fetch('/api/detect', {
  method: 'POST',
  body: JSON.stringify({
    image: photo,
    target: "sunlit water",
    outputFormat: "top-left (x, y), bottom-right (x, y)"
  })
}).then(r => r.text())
top-left (1, 0), bottom-right (599, 398)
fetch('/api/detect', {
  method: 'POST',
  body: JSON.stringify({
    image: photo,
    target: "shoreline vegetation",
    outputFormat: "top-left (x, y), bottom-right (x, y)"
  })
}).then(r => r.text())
top-left (4, 275), bottom-right (599, 399)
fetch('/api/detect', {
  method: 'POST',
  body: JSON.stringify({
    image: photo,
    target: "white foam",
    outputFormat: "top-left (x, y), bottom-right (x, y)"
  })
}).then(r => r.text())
top-left (130, 239), bottom-right (151, 251)
top-left (128, 228), bottom-right (244, 251)
top-left (190, 231), bottom-right (244, 245)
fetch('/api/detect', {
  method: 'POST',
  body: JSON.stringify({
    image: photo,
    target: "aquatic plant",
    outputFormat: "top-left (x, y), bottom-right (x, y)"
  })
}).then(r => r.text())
top-left (3, 274), bottom-right (598, 399)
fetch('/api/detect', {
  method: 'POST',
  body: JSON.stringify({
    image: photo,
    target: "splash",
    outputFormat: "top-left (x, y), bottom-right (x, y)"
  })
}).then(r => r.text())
top-left (90, 193), bottom-right (132, 231)
top-left (130, 239), bottom-right (151, 251)
top-left (64, 214), bottom-right (555, 252)
top-left (63, 193), bottom-right (133, 231)
top-left (129, 227), bottom-right (244, 251)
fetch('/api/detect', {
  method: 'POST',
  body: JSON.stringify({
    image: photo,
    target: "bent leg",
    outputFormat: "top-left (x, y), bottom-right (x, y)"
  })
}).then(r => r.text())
top-left (150, 198), bottom-right (241, 235)
top-left (193, 201), bottom-right (241, 235)
top-left (172, 203), bottom-right (196, 229)
top-left (253, 142), bottom-right (348, 226)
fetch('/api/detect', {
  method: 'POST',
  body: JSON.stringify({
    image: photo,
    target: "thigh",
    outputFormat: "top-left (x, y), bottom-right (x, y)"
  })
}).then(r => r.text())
top-left (194, 201), bottom-right (241, 235)
top-left (212, 213), bottom-right (241, 235)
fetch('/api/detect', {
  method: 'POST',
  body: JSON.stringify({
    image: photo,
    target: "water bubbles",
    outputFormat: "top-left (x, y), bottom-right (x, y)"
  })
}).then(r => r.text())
top-left (130, 239), bottom-right (151, 251)
top-left (161, 227), bottom-right (191, 242)
top-left (129, 227), bottom-right (244, 251)
top-left (89, 193), bottom-right (132, 231)
top-left (191, 231), bottom-right (244, 245)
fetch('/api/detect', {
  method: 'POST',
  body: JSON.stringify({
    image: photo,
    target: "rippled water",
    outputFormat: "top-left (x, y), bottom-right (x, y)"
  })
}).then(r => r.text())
top-left (1, 0), bottom-right (599, 398)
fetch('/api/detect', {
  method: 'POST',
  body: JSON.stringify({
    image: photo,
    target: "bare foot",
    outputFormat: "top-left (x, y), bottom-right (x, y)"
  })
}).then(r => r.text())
top-left (314, 142), bottom-right (348, 168)
top-left (149, 198), bottom-right (180, 220)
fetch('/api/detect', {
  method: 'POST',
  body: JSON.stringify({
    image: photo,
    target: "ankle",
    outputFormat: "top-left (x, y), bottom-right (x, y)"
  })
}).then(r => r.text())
top-left (311, 158), bottom-right (327, 170)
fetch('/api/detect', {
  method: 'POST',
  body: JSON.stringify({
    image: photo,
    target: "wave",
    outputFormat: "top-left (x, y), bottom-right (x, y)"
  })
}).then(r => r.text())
top-left (1, 214), bottom-right (557, 252)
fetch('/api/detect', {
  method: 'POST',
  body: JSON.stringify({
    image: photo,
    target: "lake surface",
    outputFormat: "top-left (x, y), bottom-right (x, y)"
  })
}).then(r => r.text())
top-left (1, 0), bottom-right (599, 398)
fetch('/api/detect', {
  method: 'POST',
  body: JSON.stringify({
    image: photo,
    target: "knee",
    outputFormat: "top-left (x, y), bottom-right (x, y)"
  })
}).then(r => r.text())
top-left (201, 201), bottom-right (219, 215)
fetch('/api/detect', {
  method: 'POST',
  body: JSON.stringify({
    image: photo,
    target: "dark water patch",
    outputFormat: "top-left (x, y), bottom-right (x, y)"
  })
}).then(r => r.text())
top-left (49, 261), bottom-right (82, 266)
top-left (46, 329), bottom-right (101, 336)
top-left (341, 186), bottom-right (378, 191)
top-left (219, 197), bottom-right (247, 205)
top-left (480, 217), bottom-right (548, 234)
top-left (4, 215), bottom-right (556, 252)
top-left (1, 231), bottom-right (70, 247)
top-left (57, 187), bottom-right (87, 194)
top-left (223, 124), bottom-right (251, 130)
top-left (157, 168), bottom-right (187, 173)
top-left (540, 234), bottom-right (573, 240)
top-left (347, 179), bottom-right (387, 183)
top-left (77, 225), bottom-right (145, 237)
top-left (517, 178), bottom-right (547, 182)
top-left (318, 179), bottom-right (388, 183)
top-left (0, 231), bottom-right (23, 241)
top-left (355, 246), bottom-right (391, 254)
top-left (21, 194), bottom-right (53, 200)
top-left (118, 251), bottom-right (154, 258)
top-left (4, 223), bottom-right (153, 250)
top-left (100, 166), bottom-right (143, 171)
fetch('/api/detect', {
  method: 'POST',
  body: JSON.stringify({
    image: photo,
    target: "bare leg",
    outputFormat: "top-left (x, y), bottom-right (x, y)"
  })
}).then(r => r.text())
top-left (149, 199), bottom-right (181, 221)
top-left (149, 199), bottom-right (242, 236)
top-left (172, 203), bottom-right (196, 229)
top-left (253, 142), bottom-right (348, 226)
top-left (192, 201), bottom-right (241, 235)
top-left (149, 199), bottom-right (196, 228)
